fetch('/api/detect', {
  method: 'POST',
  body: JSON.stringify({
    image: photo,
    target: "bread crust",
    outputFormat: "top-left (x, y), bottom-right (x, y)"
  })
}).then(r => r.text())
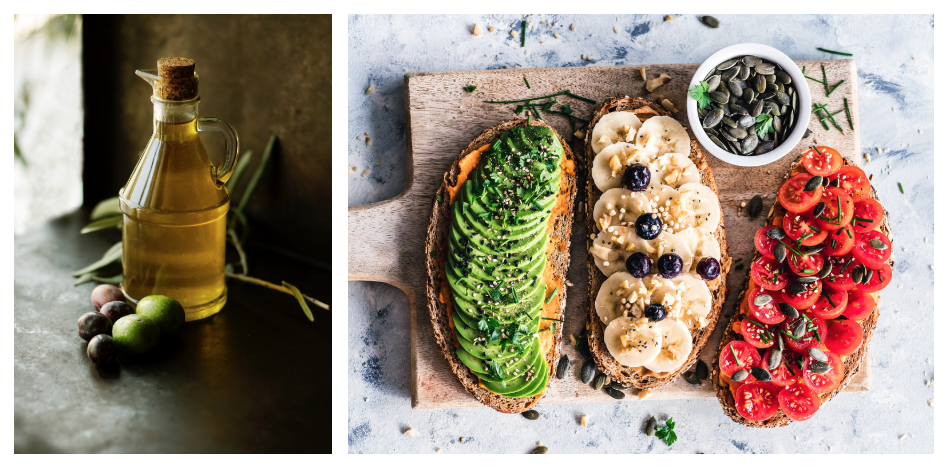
top-left (712, 155), bottom-right (892, 427)
top-left (424, 119), bottom-right (577, 414)
top-left (584, 97), bottom-right (732, 389)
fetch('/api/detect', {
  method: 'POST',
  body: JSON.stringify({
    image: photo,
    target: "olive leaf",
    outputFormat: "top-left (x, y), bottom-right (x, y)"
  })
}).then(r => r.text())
top-left (225, 149), bottom-right (254, 193)
top-left (236, 135), bottom-right (276, 215)
top-left (90, 196), bottom-right (121, 220)
top-left (73, 273), bottom-right (122, 286)
top-left (80, 215), bottom-right (123, 234)
top-left (71, 242), bottom-right (122, 276)
top-left (282, 281), bottom-right (314, 322)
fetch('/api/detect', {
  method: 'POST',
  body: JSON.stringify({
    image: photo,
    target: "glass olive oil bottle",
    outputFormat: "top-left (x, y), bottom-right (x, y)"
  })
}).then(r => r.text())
top-left (120, 57), bottom-right (239, 321)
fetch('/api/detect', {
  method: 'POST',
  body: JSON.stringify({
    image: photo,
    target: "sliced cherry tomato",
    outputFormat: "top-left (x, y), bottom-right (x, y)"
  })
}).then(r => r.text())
top-left (852, 230), bottom-right (892, 269)
top-left (739, 317), bottom-right (776, 349)
top-left (825, 319), bottom-right (864, 356)
top-left (815, 187), bottom-right (855, 232)
top-left (719, 340), bottom-right (762, 377)
top-left (822, 255), bottom-right (860, 292)
top-left (851, 198), bottom-right (884, 234)
top-left (842, 289), bottom-right (875, 321)
top-left (802, 146), bottom-right (844, 176)
top-left (856, 265), bottom-right (892, 293)
top-left (780, 315), bottom-right (828, 353)
top-left (829, 166), bottom-right (871, 199)
top-left (777, 173), bottom-right (823, 214)
top-left (779, 280), bottom-right (822, 310)
top-left (822, 225), bottom-right (856, 257)
top-left (759, 348), bottom-right (803, 387)
top-left (779, 383), bottom-right (821, 421)
top-left (810, 288), bottom-right (848, 319)
top-left (788, 252), bottom-right (825, 277)
top-left (784, 212), bottom-right (827, 246)
top-left (751, 257), bottom-right (790, 291)
top-left (748, 287), bottom-right (786, 325)
top-left (735, 382), bottom-right (781, 422)
top-left (803, 350), bottom-right (844, 394)
top-left (755, 225), bottom-right (786, 258)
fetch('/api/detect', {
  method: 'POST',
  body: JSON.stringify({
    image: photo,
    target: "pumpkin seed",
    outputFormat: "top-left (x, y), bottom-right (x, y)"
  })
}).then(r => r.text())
top-left (706, 74), bottom-right (722, 91)
top-left (742, 55), bottom-right (762, 67)
top-left (703, 108), bottom-right (724, 128)
top-left (709, 91), bottom-right (730, 104)
top-left (767, 227), bottom-right (786, 240)
top-left (813, 201), bottom-right (827, 217)
top-left (645, 416), bottom-right (657, 436)
top-left (754, 141), bottom-right (775, 154)
top-left (774, 244), bottom-right (788, 263)
top-left (683, 371), bottom-right (700, 385)
top-left (768, 349), bottom-right (782, 370)
top-left (709, 135), bottom-right (727, 150)
top-left (755, 63), bottom-right (775, 75)
top-left (727, 126), bottom-right (748, 140)
top-left (774, 70), bottom-right (792, 84)
top-left (696, 360), bottom-right (709, 380)
top-left (862, 267), bottom-right (874, 285)
top-left (577, 336), bottom-right (591, 358)
top-left (726, 79), bottom-right (744, 96)
top-left (751, 366), bottom-right (773, 382)
top-left (610, 381), bottom-right (629, 391)
top-left (869, 238), bottom-right (888, 250)
top-left (766, 82), bottom-right (779, 93)
top-left (775, 90), bottom-right (791, 107)
top-left (604, 386), bottom-right (626, 399)
top-left (715, 58), bottom-right (737, 71)
top-left (702, 16), bottom-right (721, 29)
top-left (804, 175), bottom-right (823, 192)
top-left (721, 66), bottom-right (741, 82)
top-left (851, 266), bottom-right (865, 285)
top-left (802, 245), bottom-right (824, 255)
top-left (754, 74), bottom-right (767, 94)
top-left (592, 373), bottom-right (606, 391)
top-left (530, 446), bottom-right (549, 454)
top-left (737, 115), bottom-right (755, 128)
top-left (793, 319), bottom-right (807, 338)
top-left (818, 260), bottom-right (833, 279)
top-left (522, 409), bottom-right (541, 420)
top-left (773, 116), bottom-right (784, 134)
top-left (778, 302), bottom-right (799, 319)
top-left (556, 355), bottom-right (570, 379)
top-left (722, 116), bottom-right (738, 129)
top-left (731, 370), bottom-right (749, 382)
top-left (738, 65), bottom-right (751, 81)
top-left (798, 276), bottom-right (819, 284)
top-left (808, 347), bottom-right (828, 362)
top-left (741, 134), bottom-right (759, 154)
top-left (751, 99), bottom-right (764, 117)
top-left (754, 294), bottom-right (774, 306)
top-left (830, 177), bottom-right (841, 187)
top-left (778, 334), bottom-right (785, 352)
top-left (809, 361), bottom-right (831, 375)
top-left (580, 358), bottom-right (596, 384)
top-left (821, 176), bottom-right (829, 187)
top-left (748, 195), bottom-right (763, 218)
top-left (788, 283), bottom-right (807, 295)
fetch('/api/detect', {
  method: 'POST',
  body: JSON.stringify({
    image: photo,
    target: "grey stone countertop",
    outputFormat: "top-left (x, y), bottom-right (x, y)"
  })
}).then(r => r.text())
top-left (14, 210), bottom-right (332, 453)
top-left (347, 14), bottom-right (933, 453)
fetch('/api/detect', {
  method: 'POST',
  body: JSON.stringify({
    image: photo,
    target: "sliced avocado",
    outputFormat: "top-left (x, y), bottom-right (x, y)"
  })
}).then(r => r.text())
top-left (507, 360), bottom-right (550, 398)
top-left (479, 341), bottom-right (544, 394)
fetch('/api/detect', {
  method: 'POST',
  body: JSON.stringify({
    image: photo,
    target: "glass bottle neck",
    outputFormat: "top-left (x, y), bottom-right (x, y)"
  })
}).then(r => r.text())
top-left (152, 96), bottom-right (200, 141)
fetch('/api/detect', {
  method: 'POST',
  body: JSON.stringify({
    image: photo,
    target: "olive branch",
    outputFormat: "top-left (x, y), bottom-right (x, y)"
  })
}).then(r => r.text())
top-left (72, 134), bottom-right (329, 321)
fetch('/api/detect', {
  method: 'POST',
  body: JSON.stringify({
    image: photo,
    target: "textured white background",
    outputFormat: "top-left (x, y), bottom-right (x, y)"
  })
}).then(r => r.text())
top-left (347, 14), bottom-right (934, 454)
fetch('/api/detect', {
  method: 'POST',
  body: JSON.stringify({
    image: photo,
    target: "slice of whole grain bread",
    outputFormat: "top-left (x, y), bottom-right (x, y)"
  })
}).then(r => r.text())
top-left (584, 97), bottom-right (732, 389)
top-left (424, 119), bottom-right (577, 414)
top-left (712, 154), bottom-right (892, 427)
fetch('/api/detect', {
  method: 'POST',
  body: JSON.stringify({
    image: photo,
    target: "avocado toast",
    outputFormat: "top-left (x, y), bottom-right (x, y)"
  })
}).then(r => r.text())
top-left (425, 119), bottom-right (577, 413)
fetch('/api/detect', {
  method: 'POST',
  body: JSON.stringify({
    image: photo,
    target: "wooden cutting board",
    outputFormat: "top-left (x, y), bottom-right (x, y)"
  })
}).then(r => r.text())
top-left (348, 59), bottom-right (868, 409)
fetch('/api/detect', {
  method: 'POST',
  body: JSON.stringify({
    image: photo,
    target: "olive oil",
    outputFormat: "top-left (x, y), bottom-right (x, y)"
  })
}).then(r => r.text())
top-left (121, 58), bottom-right (239, 321)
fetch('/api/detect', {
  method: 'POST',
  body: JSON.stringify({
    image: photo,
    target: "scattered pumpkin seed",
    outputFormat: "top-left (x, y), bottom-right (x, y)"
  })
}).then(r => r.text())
top-left (751, 366), bottom-right (773, 382)
top-left (748, 195), bottom-right (763, 218)
top-left (777, 334), bottom-right (785, 352)
top-left (798, 276), bottom-right (819, 284)
top-left (793, 319), bottom-right (807, 338)
top-left (851, 266), bottom-right (865, 285)
top-left (768, 349), bottom-right (782, 370)
top-left (808, 347), bottom-right (828, 362)
top-left (731, 370), bottom-right (749, 382)
top-left (645, 416), bottom-right (657, 436)
top-left (683, 371), bottom-right (701, 385)
top-left (778, 302), bottom-right (799, 319)
top-left (869, 238), bottom-right (888, 250)
top-left (604, 386), bottom-right (626, 399)
top-left (788, 283), bottom-right (807, 295)
top-left (809, 361), bottom-right (831, 375)
top-left (767, 227), bottom-right (787, 240)
top-left (829, 177), bottom-right (841, 187)
top-left (530, 446), bottom-right (549, 454)
top-left (754, 294), bottom-right (774, 306)
top-left (610, 381), bottom-right (629, 391)
top-left (774, 245), bottom-right (788, 263)
top-left (802, 245), bottom-right (824, 255)
top-left (818, 260), bottom-right (833, 279)
top-left (822, 176), bottom-right (829, 187)
top-left (701, 16), bottom-right (721, 28)
top-left (581, 358), bottom-right (596, 384)
top-left (862, 267), bottom-right (874, 285)
top-left (592, 373), bottom-right (606, 391)
top-left (696, 360), bottom-right (709, 380)
top-left (522, 409), bottom-right (541, 420)
top-left (577, 336), bottom-right (591, 358)
top-left (556, 355), bottom-right (570, 379)
top-left (813, 201), bottom-right (827, 217)
top-left (804, 175), bottom-right (823, 192)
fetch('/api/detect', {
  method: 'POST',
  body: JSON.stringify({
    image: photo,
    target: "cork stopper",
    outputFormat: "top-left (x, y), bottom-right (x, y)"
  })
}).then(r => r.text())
top-left (152, 57), bottom-right (199, 100)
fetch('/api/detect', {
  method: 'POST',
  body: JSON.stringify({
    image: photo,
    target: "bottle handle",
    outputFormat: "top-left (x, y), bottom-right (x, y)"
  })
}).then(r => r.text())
top-left (198, 117), bottom-right (240, 187)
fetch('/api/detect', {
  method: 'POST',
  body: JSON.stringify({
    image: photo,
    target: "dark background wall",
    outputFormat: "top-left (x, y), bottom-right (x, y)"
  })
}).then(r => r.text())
top-left (82, 14), bottom-right (331, 265)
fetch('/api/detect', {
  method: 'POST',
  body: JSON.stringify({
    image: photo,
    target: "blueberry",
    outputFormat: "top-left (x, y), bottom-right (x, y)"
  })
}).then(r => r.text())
top-left (635, 213), bottom-right (662, 240)
top-left (623, 164), bottom-right (651, 192)
top-left (657, 253), bottom-right (683, 279)
top-left (696, 257), bottom-right (722, 280)
top-left (625, 252), bottom-right (652, 278)
top-left (645, 303), bottom-right (667, 322)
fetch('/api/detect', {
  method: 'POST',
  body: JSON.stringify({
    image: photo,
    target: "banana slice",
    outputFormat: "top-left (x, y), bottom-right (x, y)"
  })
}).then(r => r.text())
top-left (652, 274), bottom-right (714, 329)
top-left (591, 111), bottom-right (643, 155)
top-left (650, 153), bottom-right (701, 188)
top-left (635, 116), bottom-right (691, 157)
top-left (643, 318), bottom-right (693, 373)
top-left (594, 272), bottom-right (648, 325)
top-left (603, 316), bottom-right (663, 367)
top-left (590, 227), bottom-right (693, 277)
top-left (677, 182), bottom-right (721, 233)
top-left (591, 143), bottom-right (657, 192)
top-left (676, 227), bottom-right (722, 272)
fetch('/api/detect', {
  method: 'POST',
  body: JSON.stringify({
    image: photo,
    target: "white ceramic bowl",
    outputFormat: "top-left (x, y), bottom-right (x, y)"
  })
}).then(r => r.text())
top-left (686, 43), bottom-right (811, 167)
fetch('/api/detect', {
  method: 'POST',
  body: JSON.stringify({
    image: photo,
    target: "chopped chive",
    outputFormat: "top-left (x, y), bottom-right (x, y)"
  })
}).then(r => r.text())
top-left (801, 269), bottom-right (815, 274)
top-left (817, 47), bottom-right (853, 57)
top-left (827, 80), bottom-right (845, 96)
top-left (823, 291), bottom-right (836, 308)
top-left (899, 182), bottom-right (904, 194)
top-left (797, 232), bottom-right (814, 243)
top-left (804, 74), bottom-right (824, 83)
top-left (853, 216), bottom-right (873, 223)
top-left (545, 287), bottom-right (557, 304)
top-left (781, 330), bottom-right (802, 342)
top-left (836, 195), bottom-right (842, 223)
top-left (730, 344), bottom-right (741, 366)
top-left (846, 228), bottom-right (853, 239)
top-left (566, 91), bottom-right (596, 103)
top-left (821, 64), bottom-right (830, 95)
top-left (819, 104), bottom-right (844, 132)
top-left (844, 98), bottom-right (854, 130)
top-left (520, 20), bottom-right (526, 48)
top-left (811, 146), bottom-right (823, 158)
top-left (836, 227), bottom-right (845, 235)
top-left (484, 90), bottom-right (570, 104)
top-left (809, 225), bottom-right (821, 233)
top-left (524, 76), bottom-right (531, 89)
top-left (528, 103), bottom-right (542, 120)
top-left (743, 315), bottom-right (764, 328)
top-left (779, 241), bottom-right (805, 257)
top-left (541, 317), bottom-right (565, 322)
top-left (813, 107), bottom-right (830, 130)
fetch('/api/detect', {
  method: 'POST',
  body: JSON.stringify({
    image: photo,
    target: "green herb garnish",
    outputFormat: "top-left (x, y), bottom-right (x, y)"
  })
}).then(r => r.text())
top-left (817, 47), bottom-right (853, 57)
top-left (545, 287), bottom-right (557, 304)
top-left (654, 418), bottom-right (677, 446)
top-left (755, 113), bottom-right (774, 139)
top-left (524, 77), bottom-right (531, 89)
top-left (688, 80), bottom-right (712, 109)
top-left (464, 85), bottom-right (477, 93)
top-left (899, 182), bottom-right (904, 194)
top-left (520, 20), bottom-right (526, 48)
top-left (843, 98), bottom-right (854, 130)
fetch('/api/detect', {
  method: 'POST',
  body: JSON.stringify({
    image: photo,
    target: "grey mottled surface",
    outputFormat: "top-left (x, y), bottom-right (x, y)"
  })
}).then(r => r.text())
top-left (348, 14), bottom-right (934, 454)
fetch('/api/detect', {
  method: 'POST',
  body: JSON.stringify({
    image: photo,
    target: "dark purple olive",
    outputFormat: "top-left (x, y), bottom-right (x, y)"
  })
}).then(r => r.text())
top-left (87, 334), bottom-right (117, 365)
top-left (625, 252), bottom-right (652, 278)
top-left (696, 257), bottom-right (722, 280)
top-left (645, 303), bottom-right (667, 322)
top-left (77, 312), bottom-right (113, 341)
top-left (657, 253), bottom-right (683, 279)
top-left (623, 164), bottom-right (651, 192)
top-left (91, 284), bottom-right (124, 311)
top-left (635, 213), bottom-right (662, 240)
top-left (99, 301), bottom-right (135, 324)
